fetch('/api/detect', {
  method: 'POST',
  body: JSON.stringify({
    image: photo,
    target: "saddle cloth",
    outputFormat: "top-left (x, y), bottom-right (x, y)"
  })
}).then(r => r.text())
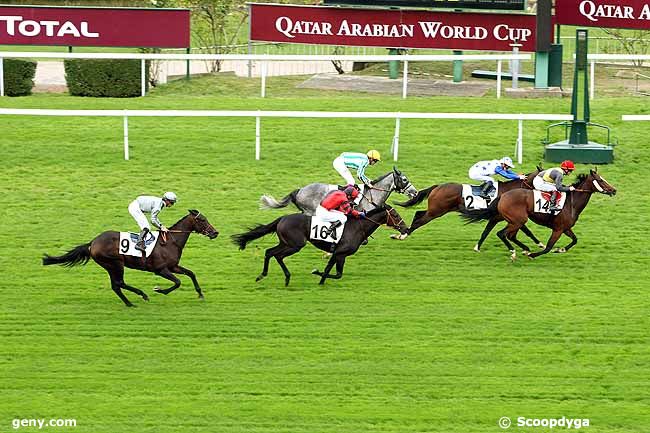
top-left (533, 190), bottom-right (567, 214)
top-left (461, 183), bottom-right (499, 210)
top-left (310, 216), bottom-right (345, 244)
top-left (329, 184), bottom-right (364, 206)
top-left (118, 231), bottom-right (160, 257)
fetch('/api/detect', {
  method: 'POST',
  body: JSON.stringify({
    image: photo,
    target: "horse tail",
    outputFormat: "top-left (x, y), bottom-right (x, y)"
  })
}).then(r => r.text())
top-left (42, 242), bottom-right (91, 267)
top-left (459, 197), bottom-right (501, 224)
top-left (231, 218), bottom-right (281, 250)
top-left (394, 185), bottom-right (436, 207)
top-left (259, 189), bottom-right (298, 210)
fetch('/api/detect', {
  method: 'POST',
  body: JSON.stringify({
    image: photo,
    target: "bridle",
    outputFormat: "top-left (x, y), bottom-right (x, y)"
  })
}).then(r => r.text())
top-left (364, 209), bottom-right (406, 231)
top-left (167, 212), bottom-right (215, 236)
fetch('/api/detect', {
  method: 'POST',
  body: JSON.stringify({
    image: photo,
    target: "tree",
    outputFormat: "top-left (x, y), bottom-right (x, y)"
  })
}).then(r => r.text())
top-left (600, 28), bottom-right (650, 68)
top-left (179, 0), bottom-right (249, 72)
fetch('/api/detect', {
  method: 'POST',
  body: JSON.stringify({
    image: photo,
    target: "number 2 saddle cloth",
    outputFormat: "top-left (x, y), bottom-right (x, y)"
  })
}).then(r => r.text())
top-left (461, 183), bottom-right (500, 210)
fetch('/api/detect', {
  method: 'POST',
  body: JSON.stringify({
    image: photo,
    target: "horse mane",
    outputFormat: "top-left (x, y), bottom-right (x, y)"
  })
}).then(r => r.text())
top-left (169, 211), bottom-right (196, 230)
top-left (370, 171), bottom-right (393, 184)
top-left (572, 173), bottom-right (588, 187)
top-left (366, 207), bottom-right (385, 217)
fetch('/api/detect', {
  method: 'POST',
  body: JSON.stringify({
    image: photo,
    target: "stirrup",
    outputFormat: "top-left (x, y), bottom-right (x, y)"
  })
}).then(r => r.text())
top-left (135, 241), bottom-right (145, 252)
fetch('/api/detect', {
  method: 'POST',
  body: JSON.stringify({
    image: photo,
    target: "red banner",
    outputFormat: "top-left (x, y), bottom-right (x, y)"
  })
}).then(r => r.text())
top-left (556, 0), bottom-right (650, 29)
top-left (0, 6), bottom-right (190, 48)
top-left (250, 4), bottom-right (543, 52)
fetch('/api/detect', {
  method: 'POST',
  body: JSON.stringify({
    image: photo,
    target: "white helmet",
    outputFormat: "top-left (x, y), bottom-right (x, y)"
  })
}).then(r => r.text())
top-left (163, 191), bottom-right (178, 203)
top-left (500, 156), bottom-right (514, 168)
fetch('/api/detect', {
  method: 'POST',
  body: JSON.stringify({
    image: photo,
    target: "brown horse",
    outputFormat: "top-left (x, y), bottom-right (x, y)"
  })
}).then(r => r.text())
top-left (42, 210), bottom-right (218, 307)
top-left (393, 166), bottom-right (544, 251)
top-left (460, 170), bottom-right (616, 260)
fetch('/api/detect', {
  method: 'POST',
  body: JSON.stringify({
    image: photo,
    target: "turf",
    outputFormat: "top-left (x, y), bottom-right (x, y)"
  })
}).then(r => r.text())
top-left (1, 78), bottom-right (649, 433)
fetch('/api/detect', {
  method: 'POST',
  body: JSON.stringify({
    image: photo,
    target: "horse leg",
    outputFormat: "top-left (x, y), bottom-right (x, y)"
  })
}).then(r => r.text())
top-left (474, 218), bottom-right (499, 252)
top-left (153, 268), bottom-right (182, 295)
top-left (320, 255), bottom-right (347, 283)
top-left (314, 254), bottom-right (338, 285)
top-left (121, 282), bottom-right (149, 302)
top-left (509, 230), bottom-right (532, 254)
top-left (172, 265), bottom-right (203, 299)
top-left (96, 259), bottom-right (135, 307)
top-left (257, 243), bottom-right (286, 282)
top-left (528, 230), bottom-right (564, 259)
top-left (520, 224), bottom-right (545, 249)
top-left (274, 246), bottom-right (302, 287)
top-left (392, 208), bottom-right (440, 240)
top-left (554, 228), bottom-right (578, 253)
top-left (497, 226), bottom-right (518, 261)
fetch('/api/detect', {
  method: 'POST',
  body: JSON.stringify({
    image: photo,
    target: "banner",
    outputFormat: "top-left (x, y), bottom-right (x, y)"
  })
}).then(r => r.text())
top-left (0, 6), bottom-right (190, 48)
top-left (250, 4), bottom-right (543, 52)
top-left (556, 0), bottom-right (650, 29)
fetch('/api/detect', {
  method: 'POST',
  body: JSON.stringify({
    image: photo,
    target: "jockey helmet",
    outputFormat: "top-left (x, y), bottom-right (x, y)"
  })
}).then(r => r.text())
top-left (561, 160), bottom-right (576, 172)
top-left (344, 186), bottom-right (359, 199)
top-left (367, 150), bottom-right (381, 161)
top-left (500, 156), bottom-right (514, 168)
top-left (163, 191), bottom-right (178, 203)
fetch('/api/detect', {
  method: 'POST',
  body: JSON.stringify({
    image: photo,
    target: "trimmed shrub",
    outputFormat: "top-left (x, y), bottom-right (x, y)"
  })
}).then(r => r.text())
top-left (64, 59), bottom-right (150, 97)
top-left (3, 58), bottom-right (36, 96)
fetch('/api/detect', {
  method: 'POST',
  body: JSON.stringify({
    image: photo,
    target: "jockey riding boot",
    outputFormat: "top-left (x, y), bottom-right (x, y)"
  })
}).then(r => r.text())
top-left (549, 191), bottom-right (560, 212)
top-left (135, 228), bottom-right (149, 252)
top-left (326, 221), bottom-right (342, 240)
top-left (480, 181), bottom-right (494, 199)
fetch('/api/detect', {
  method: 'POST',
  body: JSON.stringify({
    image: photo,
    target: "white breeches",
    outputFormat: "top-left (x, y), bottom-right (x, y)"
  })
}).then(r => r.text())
top-left (333, 157), bottom-right (355, 186)
top-left (316, 206), bottom-right (348, 224)
top-left (128, 201), bottom-right (150, 230)
top-left (533, 176), bottom-right (556, 192)
top-left (468, 167), bottom-right (495, 184)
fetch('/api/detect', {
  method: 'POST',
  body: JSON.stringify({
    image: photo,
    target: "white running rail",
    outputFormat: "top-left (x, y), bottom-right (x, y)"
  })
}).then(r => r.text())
top-left (0, 108), bottom-right (571, 162)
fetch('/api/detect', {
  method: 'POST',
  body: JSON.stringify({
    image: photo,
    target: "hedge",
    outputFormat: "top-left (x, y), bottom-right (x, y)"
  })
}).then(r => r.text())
top-left (2, 58), bottom-right (36, 96)
top-left (64, 59), bottom-right (149, 98)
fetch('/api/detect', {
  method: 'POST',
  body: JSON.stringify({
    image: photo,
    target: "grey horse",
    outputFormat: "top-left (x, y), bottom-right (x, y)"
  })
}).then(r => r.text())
top-left (260, 166), bottom-right (418, 215)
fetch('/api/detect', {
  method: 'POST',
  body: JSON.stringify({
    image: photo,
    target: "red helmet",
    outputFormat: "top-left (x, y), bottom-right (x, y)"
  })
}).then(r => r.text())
top-left (344, 186), bottom-right (359, 199)
top-left (560, 160), bottom-right (575, 171)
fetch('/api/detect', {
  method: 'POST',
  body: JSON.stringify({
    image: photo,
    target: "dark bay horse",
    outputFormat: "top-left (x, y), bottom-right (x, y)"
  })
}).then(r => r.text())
top-left (232, 206), bottom-right (408, 286)
top-left (42, 210), bottom-right (218, 307)
top-left (460, 170), bottom-right (616, 260)
top-left (393, 166), bottom-right (544, 251)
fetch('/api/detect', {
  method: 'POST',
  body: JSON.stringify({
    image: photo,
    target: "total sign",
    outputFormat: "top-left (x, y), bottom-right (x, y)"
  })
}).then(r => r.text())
top-left (251, 4), bottom-right (542, 52)
top-left (557, 0), bottom-right (650, 29)
top-left (0, 6), bottom-right (190, 48)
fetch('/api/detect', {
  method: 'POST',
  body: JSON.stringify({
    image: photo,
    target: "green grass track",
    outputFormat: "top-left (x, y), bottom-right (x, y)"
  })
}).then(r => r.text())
top-left (1, 79), bottom-right (649, 432)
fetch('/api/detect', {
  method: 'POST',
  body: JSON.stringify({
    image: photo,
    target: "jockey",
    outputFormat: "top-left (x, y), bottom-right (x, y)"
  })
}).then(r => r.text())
top-left (128, 191), bottom-right (177, 252)
top-left (332, 150), bottom-right (381, 187)
top-left (533, 160), bottom-right (576, 211)
top-left (468, 156), bottom-right (524, 198)
top-left (316, 186), bottom-right (365, 244)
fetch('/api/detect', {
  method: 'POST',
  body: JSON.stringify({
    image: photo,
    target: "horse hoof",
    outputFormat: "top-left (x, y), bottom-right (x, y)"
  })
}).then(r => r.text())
top-left (391, 233), bottom-right (408, 241)
top-left (126, 303), bottom-right (136, 308)
top-left (538, 243), bottom-right (546, 249)
top-left (312, 269), bottom-right (320, 275)
top-left (553, 247), bottom-right (566, 254)
top-left (522, 250), bottom-right (531, 256)
top-left (198, 294), bottom-right (205, 300)
top-left (255, 275), bottom-right (264, 282)
top-left (509, 251), bottom-right (517, 262)
top-left (142, 296), bottom-right (149, 302)
top-left (473, 244), bottom-right (480, 252)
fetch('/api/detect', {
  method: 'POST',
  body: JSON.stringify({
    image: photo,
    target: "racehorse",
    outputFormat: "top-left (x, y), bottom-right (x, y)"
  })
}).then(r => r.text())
top-left (259, 166), bottom-right (418, 215)
top-left (42, 210), bottom-right (219, 307)
top-left (232, 206), bottom-right (408, 286)
top-left (392, 166), bottom-right (545, 251)
top-left (460, 170), bottom-right (616, 260)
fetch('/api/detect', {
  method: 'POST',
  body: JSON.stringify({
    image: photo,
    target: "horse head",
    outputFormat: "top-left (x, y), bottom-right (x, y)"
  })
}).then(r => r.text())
top-left (588, 169), bottom-right (617, 196)
top-left (392, 166), bottom-right (418, 198)
top-left (188, 209), bottom-right (219, 239)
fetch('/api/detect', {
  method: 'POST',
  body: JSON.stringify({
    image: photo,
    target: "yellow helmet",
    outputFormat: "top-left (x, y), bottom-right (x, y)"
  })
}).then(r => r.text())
top-left (367, 150), bottom-right (381, 161)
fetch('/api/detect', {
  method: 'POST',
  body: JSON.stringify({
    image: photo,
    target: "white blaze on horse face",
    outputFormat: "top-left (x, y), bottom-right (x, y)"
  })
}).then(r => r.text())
top-left (593, 179), bottom-right (605, 193)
